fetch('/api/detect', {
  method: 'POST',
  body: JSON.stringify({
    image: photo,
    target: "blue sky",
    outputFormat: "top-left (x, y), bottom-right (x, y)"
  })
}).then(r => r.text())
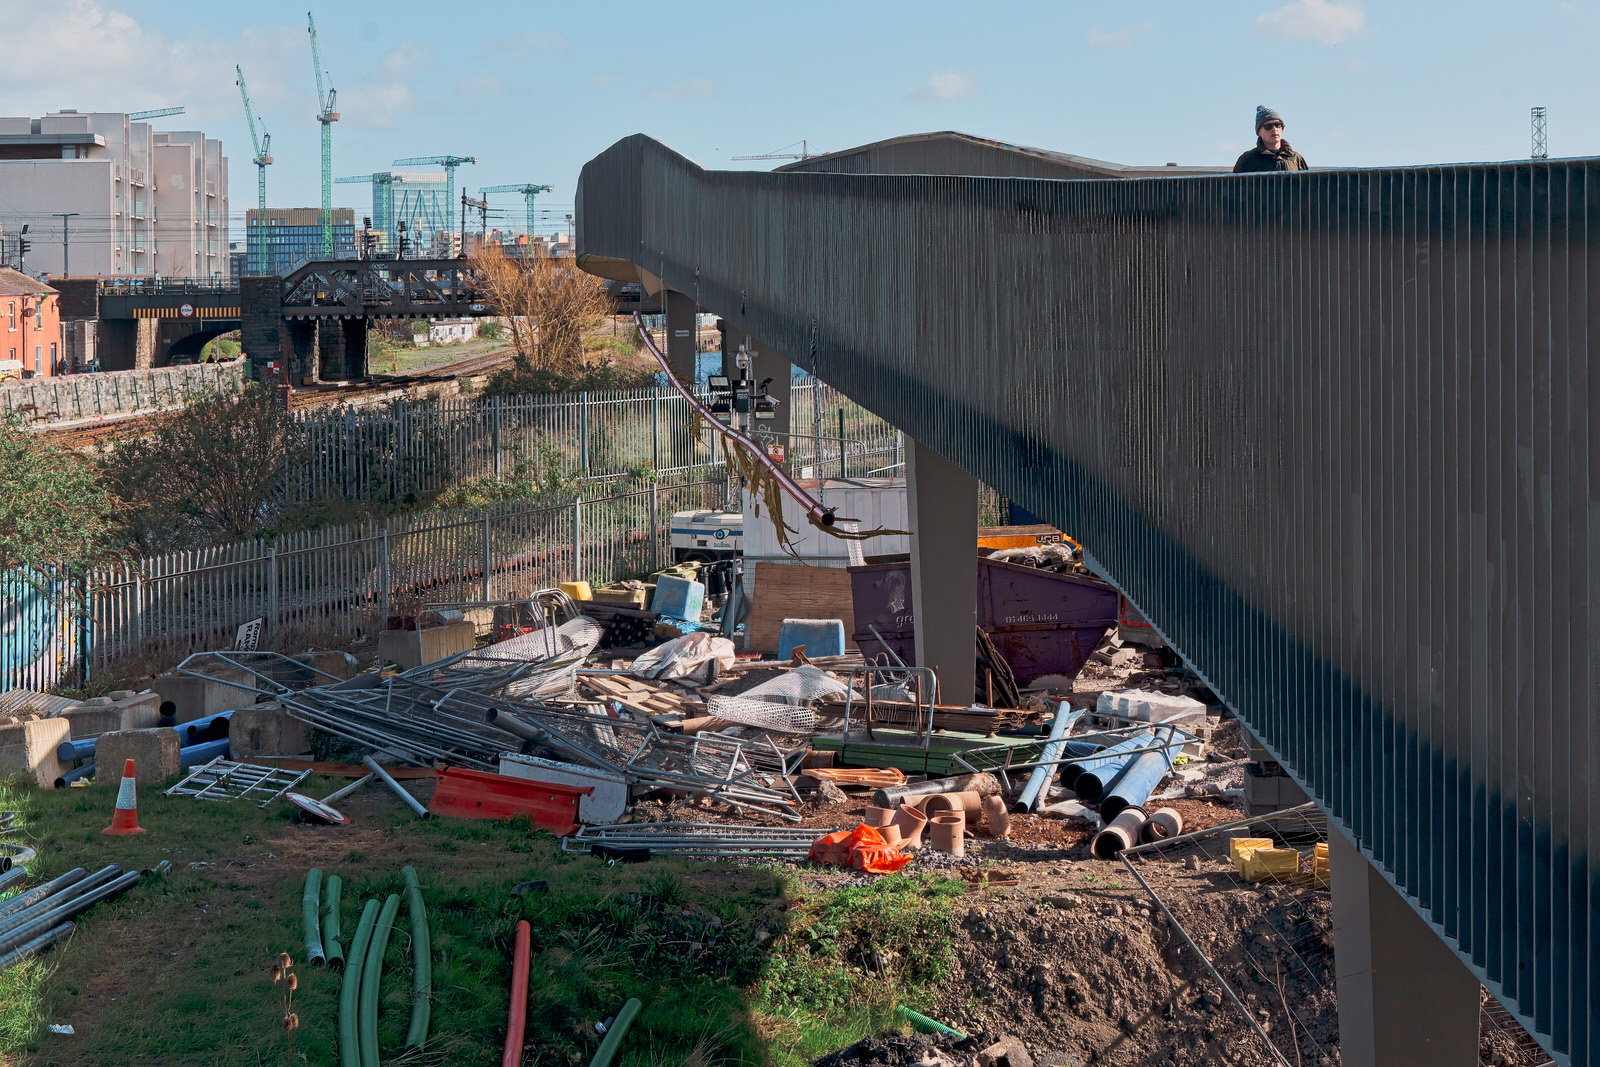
top-left (1, 1), bottom-right (1594, 235)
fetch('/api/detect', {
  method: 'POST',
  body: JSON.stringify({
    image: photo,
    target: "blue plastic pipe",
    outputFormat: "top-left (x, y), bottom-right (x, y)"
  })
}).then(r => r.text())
top-left (54, 762), bottom-right (95, 788)
top-left (182, 711), bottom-right (234, 744)
top-left (1099, 746), bottom-right (1175, 820)
top-left (56, 738), bottom-right (96, 763)
top-left (1072, 733), bottom-right (1158, 803)
top-left (1014, 703), bottom-right (1083, 813)
top-left (179, 738), bottom-right (230, 768)
top-left (1054, 740), bottom-right (1112, 791)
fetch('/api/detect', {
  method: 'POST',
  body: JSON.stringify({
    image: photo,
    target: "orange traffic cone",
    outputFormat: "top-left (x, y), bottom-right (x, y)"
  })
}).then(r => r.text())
top-left (102, 758), bottom-right (146, 835)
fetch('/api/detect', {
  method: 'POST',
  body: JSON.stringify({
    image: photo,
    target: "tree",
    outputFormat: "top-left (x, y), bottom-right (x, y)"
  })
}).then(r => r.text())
top-left (470, 243), bottom-right (611, 376)
top-left (99, 384), bottom-right (304, 552)
top-left (0, 414), bottom-right (116, 581)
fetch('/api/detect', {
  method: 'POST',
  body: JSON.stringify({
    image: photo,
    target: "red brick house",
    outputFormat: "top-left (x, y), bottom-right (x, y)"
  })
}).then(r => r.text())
top-left (0, 268), bottom-right (61, 378)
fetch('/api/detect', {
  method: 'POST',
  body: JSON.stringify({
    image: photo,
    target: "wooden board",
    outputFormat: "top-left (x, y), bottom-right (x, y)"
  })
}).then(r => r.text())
top-left (580, 675), bottom-right (708, 719)
top-left (746, 562), bottom-right (857, 654)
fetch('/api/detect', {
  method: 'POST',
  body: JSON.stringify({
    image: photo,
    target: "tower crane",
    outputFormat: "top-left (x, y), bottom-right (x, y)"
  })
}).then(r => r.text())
top-left (732, 140), bottom-right (817, 162)
top-left (235, 69), bottom-right (271, 274)
top-left (129, 107), bottom-right (185, 121)
top-left (335, 174), bottom-right (403, 251)
top-left (308, 11), bottom-right (340, 257)
top-left (393, 155), bottom-right (477, 230)
top-left (479, 183), bottom-right (553, 240)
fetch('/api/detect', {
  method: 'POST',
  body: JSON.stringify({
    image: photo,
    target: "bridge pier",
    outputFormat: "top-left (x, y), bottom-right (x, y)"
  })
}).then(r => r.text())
top-left (340, 318), bottom-right (368, 379)
top-left (283, 321), bottom-right (318, 382)
top-left (663, 290), bottom-right (698, 382)
top-left (1330, 826), bottom-right (1481, 1066)
top-left (240, 276), bottom-right (282, 374)
top-left (97, 318), bottom-right (156, 372)
top-left (317, 321), bottom-right (343, 382)
top-left (907, 440), bottom-right (978, 705)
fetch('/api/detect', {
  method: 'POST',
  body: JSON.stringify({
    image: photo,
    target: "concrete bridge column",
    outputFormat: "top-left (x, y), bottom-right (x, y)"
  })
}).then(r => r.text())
top-left (663, 290), bottom-right (698, 383)
top-left (317, 321), bottom-right (344, 383)
top-left (1330, 825), bottom-right (1480, 1066)
top-left (240, 276), bottom-right (282, 374)
top-left (283, 321), bottom-right (318, 382)
top-left (97, 319), bottom-right (138, 372)
top-left (907, 440), bottom-right (977, 705)
top-left (341, 318), bottom-right (368, 379)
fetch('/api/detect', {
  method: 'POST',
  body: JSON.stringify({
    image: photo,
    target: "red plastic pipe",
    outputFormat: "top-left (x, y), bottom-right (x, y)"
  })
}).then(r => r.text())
top-left (636, 312), bottom-right (835, 527)
top-left (501, 920), bottom-right (532, 1067)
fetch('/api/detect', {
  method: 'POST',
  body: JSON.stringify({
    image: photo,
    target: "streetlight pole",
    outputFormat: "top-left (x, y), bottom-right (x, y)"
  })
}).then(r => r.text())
top-left (53, 212), bottom-right (79, 276)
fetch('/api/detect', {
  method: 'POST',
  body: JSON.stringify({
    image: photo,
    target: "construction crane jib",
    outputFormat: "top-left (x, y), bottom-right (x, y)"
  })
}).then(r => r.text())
top-left (479, 183), bottom-right (554, 239)
top-left (308, 11), bottom-right (340, 258)
top-left (236, 67), bottom-right (272, 275)
top-left (393, 155), bottom-right (478, 240)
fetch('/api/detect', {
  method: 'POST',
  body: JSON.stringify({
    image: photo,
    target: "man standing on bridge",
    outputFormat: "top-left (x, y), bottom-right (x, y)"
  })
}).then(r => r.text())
top-left (1234, 106), bottom-right (1308, 173)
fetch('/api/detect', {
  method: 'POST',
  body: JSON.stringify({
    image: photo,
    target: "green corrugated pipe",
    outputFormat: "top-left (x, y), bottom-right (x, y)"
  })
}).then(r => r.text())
top-left (302, 869), bottom-right (325, 966)
top-left (339, 899), bottom-right (380, 1067)
top-left (401, 866), bottom-right (431, 1050)
top-left (588, 998), bottom-right (642, 1067)
top-left (359, 894), bottom-right (402, 1067)
top-left (323, 874), bottom-right (345, 969)
top-left (896, 1005), bottom-right (966, 1038)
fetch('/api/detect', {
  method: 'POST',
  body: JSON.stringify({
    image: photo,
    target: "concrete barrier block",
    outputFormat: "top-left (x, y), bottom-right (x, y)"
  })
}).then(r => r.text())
top-left (93, 728), bottom-right (182, 786)
top-left (227, 702), bottom-right (310, 759)
top-left (152, 663), bottom-right (254, 724)
top-left (0, 718), bottom-right (71, 787)
top-left (61, 689), bottom-right (161, 737)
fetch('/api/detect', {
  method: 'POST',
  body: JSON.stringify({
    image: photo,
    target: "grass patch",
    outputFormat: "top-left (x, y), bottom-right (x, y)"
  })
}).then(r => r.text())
top-left (0, 777), bottom-right (968, 1066)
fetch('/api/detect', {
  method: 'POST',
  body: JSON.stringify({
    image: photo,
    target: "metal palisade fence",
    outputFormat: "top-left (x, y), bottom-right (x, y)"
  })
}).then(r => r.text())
top-left (3, 475), bottom-right (728, 694)
top-left (290, 378), bottom-right (905, 500)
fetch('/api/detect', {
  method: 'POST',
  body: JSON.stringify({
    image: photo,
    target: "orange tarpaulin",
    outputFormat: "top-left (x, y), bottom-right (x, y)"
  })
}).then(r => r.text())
top-left (807, 823), bottom-right (912, 874)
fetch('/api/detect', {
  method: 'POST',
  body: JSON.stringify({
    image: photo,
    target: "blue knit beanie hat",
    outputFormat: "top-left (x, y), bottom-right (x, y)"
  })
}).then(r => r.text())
top-left (1256, 105), bottom-right (1284, 131)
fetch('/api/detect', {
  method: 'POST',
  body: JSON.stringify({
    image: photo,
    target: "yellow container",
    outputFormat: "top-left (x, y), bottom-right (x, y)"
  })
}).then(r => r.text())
top-left (1229, 837), bottom-right (1273, 869)
top-left (560, 581), bottom-right (593, 602)
top-left (1242, 848), bottom-right (1301, 882)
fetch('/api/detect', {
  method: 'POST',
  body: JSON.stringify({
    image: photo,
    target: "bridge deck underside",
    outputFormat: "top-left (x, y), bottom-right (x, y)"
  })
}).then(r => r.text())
top-left (577, 136), bottom-right (1598, 1066)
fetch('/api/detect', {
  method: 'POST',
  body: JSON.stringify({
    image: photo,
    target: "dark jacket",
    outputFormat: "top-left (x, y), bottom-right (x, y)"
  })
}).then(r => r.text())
top-left (1233, 138), bottom-right (1308, 173)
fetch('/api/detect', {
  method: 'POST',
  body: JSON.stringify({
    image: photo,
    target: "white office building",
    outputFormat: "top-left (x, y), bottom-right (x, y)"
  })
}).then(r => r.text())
top-left (0, 110), bottom-right (228, 280)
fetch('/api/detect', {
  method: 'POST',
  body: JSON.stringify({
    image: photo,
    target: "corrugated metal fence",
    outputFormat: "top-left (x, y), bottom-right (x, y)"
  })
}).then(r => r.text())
top-left (1, 361), bottom-right (243, 426)
top-left (577, 135), bottom-right (1599, 1065)
top-left (3, 474), bottom-right (728, 693)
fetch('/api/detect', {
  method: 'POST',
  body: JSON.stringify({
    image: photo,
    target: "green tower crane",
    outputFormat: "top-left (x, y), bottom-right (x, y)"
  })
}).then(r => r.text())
top-left (129, 107), bottom-right (186, 121)
top-left (479, 184), bottom-right (554, 241)
top-left (235, 69), bottom-right (271, 275)
top-left (308, 12), bottom-right (339, 257)
top-left (393, 156), bottom-right (478, 234)
top-left (335, 174), bottom-right (403, 252)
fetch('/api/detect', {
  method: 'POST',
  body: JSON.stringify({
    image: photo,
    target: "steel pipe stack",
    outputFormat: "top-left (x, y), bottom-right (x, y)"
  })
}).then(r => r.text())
top-left (0, 862), bottom-right (145, 972)
top-left (1071, 733), bottom-right (1158, 802)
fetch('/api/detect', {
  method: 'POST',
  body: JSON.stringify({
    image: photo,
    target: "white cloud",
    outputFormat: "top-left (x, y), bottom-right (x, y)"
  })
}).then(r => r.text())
top-left (380, 41), bottom-right (430, 78)
top-left (1255, 0), bottom-right (1366, 43)
top-left (906, 69), bottom-right (981, 103)
top-left (1087, 20), bottom-right (1154, 47)
top-left (647, 78), bottom-right (718, 102)
top-left (339, 79), bottom-right (416, 128)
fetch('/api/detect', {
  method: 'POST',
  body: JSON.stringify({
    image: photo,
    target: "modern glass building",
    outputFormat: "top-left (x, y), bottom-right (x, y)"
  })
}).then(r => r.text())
top-left (244, 207), bottom-right (356, 276)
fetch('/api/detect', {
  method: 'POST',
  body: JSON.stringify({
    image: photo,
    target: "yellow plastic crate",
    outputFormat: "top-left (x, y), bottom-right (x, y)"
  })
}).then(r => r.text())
top-left (1229, 837), bottom-right (1273, 870)
top-left (1242, 848), bottom-right (1301, 882)
top-left (559, 581), bottom-right (593, 602)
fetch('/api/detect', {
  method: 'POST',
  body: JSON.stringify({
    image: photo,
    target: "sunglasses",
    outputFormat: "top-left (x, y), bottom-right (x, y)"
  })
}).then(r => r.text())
top-left (1262, 121), bottom-right (1284, 130)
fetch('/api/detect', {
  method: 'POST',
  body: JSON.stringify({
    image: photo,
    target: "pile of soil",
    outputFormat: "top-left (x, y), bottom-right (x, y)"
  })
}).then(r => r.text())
top-left (812, 1031), bottom-right (1028, 1067)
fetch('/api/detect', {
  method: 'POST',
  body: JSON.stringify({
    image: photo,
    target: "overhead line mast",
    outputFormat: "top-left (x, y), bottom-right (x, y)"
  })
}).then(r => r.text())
top-left (308, 12), bottom-right (340, 257)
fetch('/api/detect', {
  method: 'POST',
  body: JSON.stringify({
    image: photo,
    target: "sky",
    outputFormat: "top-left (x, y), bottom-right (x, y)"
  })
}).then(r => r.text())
top-left (0, 0), bottom-right (1595, 238)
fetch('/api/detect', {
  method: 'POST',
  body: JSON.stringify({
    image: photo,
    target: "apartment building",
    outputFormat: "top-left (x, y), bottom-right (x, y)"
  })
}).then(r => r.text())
top-left (0, 111), bottom-right (227, 280)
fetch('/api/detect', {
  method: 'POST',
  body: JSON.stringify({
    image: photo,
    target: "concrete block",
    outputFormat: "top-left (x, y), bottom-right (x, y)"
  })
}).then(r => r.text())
top-left (61, 689), bottom-right (160, 737)
top-left (152, 663), bottom-right (255, 724)
top-left (0, 717), bottom-right (71, 787)
top-left (93, 728), bottom-right (182, 786)
top-left (377, 619), bottom-right (477, 670)
top-left (228, 702), bottom-right (311, 760)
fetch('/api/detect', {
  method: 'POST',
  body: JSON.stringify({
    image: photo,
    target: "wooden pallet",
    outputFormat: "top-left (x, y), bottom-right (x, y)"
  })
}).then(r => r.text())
top-left (580, 674), bottom-right (708, 719)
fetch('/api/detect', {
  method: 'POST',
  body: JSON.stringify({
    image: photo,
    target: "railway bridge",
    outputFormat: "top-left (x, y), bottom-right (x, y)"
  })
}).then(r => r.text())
top-left (55, 258), bottom-right (490, 378)
top-left (576, 132), bottom-right (1597, 1066)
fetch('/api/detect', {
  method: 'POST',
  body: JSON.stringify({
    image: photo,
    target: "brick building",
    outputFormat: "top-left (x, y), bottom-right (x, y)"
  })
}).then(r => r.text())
top-left (0, 268), bottom-right (61, 378)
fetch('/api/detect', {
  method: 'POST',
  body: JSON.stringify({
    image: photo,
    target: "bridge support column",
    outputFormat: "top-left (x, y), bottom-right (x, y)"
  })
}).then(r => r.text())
top-left (341, 318), bottom-right (368, 379)
top-left (317, 321), bottom-right (344, 382)
top-left (907, 440), bottom-right (977, 705)
top-left (240, 276), bottom-right (282, 375)
top-left (284, 321), bottom-right (318, 382)
top-left (663, 290), bottom-right (698, 383)
top-left (1330, 825), bottom-right (1480, 1066)
top-left (97, 319), bottom-right (139, 372)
